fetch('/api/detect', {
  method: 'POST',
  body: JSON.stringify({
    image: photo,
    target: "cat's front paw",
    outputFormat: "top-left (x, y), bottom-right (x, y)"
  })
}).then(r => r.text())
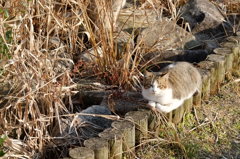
top-left (156, 103), bottom-right (173, 113)
top-left (148, 101), bottom-right (156, 109)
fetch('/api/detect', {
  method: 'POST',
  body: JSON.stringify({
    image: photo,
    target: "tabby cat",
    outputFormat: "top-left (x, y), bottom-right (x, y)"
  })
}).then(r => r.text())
top-left (142, 62), bottom-right (201, 113)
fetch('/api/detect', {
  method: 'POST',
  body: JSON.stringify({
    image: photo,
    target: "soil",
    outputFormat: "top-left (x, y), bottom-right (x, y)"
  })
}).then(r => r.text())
top-left (136, 70), bottom-right (240, 159)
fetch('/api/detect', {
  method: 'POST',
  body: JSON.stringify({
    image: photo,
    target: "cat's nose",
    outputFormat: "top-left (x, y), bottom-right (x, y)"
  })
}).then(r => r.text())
top-left (150, 88), bottom-right (156, 94)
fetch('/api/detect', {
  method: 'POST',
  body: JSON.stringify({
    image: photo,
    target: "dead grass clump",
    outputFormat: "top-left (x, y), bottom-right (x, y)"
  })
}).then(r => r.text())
top-left (222, 0), bottom-right (240, 14)
top-left (0, 0), bottom-right (82, 158)
top-left (0, 0), bottom-right (139, 157)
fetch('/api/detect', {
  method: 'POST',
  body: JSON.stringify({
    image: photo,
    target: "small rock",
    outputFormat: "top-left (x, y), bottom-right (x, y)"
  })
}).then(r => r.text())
top-left (77, 105), bottom-right (112, 130)
top-left (77, 31), bottom-right (133, 63)
top-left (137, 18), bottom-right (196, 53)
top-left (117, 8), bottom-right (161, 30)
top-left (114, 31), bottom-right (134, 56)
top-left (67, 105), bottom-right (113, 139)
top-left (136, 18), bottom-right (198, 64)
top-left (101, 91), bottom-right (148, 115)
top-left (194, 33), bottom-right (220, 52)
top-left (180, 0), bottom-right (225, 33)
top-left (48, 37), bottom-right (74, 74)
top-left (78, 46), bottom-right (103, 62)
top-left (87, 0), bottom-right (126, 31)
top-left (140, 50), bottom-right (184, 66)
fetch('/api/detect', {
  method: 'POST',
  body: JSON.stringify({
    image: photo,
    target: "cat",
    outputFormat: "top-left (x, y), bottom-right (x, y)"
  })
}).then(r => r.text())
top-left (141, 62), bottom-right (202, 113)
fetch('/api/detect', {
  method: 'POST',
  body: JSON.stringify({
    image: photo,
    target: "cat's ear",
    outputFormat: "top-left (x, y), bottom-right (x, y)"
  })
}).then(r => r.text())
top-left (143, 70), bottom-right (154, 78)
top-left (161, 72), bottom-right (169, 80)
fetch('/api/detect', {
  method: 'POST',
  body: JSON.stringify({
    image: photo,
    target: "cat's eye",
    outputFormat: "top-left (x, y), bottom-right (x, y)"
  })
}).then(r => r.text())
top-left (144, 83), bottom-right (152, 88)
top-left (159, 85), bottom-right (166, 89)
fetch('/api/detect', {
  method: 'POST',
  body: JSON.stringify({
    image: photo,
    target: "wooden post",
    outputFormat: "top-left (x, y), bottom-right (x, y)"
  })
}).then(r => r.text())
top-left (184, 97), bottom-right (193, 114)
top-left (148, 111), bottom-right (157, 132)
top-left (225, 51), bottom-right (234, 75)
top-left (172, 105), bottom-right (185, 124)
top-left (214, 47), bottom-right (234, 75)
top-left (167, 111), bottom-right (173, 123)
top-left (210, 65), bottom-right (218, 95)
top-left (197, 61), bottom-right (215, 100)
top-left (220, 42), bottom-right (238, 49)
top-left (193, 87), bottom-right (202, 107)
top-left (84, 137), bottom-right (109, 159)
top-left (172, 96), bottom-right (193, 124)
top-left (238, 46), bottom-right (240, 68)
top-left (232, 47), bottom-right (238, 70)
top-left (148, 110), bottom-right (167, 135)
top-left (232, 46), bottom-right (240, 69)
top-left (207, 54), bottom-right (225, 93)
top-left (226, 36), bottom-right (240, 43)
top-left (201, 71), bottom-right (211, 101)
top-left (125, 110), bottom-right (149, 144)
top-left (203, 56), bottom-right (222, 94)
top-left (111, 120), bottom-right (135, 158)
top-left (99, 128), bottom-right (123, 159)
top-left (229, 35), bottom-right (240, 70)
top-left (69, 147), bottom-right (94, 159)
top-left (147, 110), bottom-right (168, 137)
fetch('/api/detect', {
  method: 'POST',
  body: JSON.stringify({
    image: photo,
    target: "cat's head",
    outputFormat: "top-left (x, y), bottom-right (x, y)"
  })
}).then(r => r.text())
top-left (142, 71), bottom-right (169, 94)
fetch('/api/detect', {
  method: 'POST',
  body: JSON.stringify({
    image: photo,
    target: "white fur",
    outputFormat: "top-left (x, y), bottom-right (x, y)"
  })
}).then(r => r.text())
top-left (142, 81), bottom-right (192, 113)
top-left (155, 100), bottom-right (184, 113)
top-left (167, 64), bottom-right (175, 68)
top-left (148, 101), bottom-right (156, 108)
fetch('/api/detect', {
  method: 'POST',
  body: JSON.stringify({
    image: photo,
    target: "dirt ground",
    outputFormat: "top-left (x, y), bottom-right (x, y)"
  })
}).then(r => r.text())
top-left (136, 71), bottom-right (240, 159)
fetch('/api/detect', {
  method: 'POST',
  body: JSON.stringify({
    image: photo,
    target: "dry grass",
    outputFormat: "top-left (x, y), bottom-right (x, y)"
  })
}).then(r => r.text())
top-left (0, 0), bottom-right (239, 158)
top-left (0, 0), bottom-right (84, 158)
